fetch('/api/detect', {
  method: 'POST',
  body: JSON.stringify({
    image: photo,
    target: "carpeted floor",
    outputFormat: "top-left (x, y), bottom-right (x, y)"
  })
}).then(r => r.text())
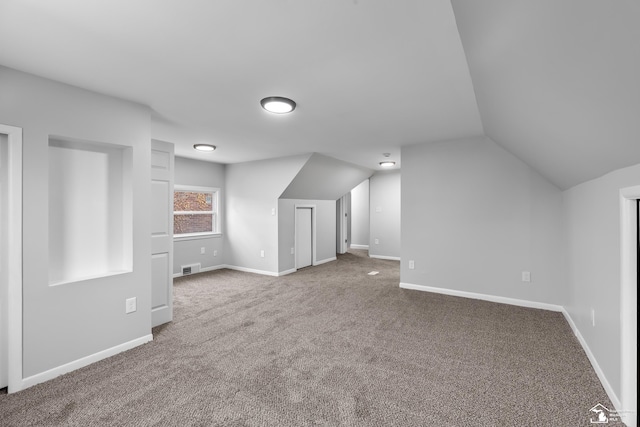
top-left (0, 250), bottom-right (621, 426)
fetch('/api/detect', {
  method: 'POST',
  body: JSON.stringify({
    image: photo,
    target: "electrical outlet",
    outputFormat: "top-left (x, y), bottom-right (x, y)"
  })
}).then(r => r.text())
top-left (213, 250), bottom-right (217, 257)
top-left (260, 250), bottom-right (265, 258)
top-left (201, 247), bottom-right (205, 254)
top-left (374, 238), bottom-right (379, 244)
top-left (291, 247), bottom-right (294, 255)
top-left (409, 260), bottom-right (415, 270)
top-left (271, 208), bottom-right (276, 216)
top-left (125, 297), bottom-right (137, 314)
top-left (591, 308), bottom-right (595, 327)
top-left (521, 271), bottom-right (531, 282)
top-left (375, 206), bottom-right (382, 213)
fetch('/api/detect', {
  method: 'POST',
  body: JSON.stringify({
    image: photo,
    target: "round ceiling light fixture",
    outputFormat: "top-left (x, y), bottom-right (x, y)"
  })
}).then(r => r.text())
top-left (193, 144), bottom-right (217, 152)
top-left (260, 96), bottom-right (296, 114)
top-left (379, 161), bottom-right (396, 167)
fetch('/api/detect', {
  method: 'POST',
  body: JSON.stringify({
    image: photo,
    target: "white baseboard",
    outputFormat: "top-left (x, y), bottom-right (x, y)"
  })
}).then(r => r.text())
top-left (277, 268), bottom-right (296, 276)
top-left (176, 264), bottom-right (319, 278)
top-left (224, 265), bottom-right (279, 277)
top-left (560, 308), bottom-right (622, 414)
top-left (315, 257), bottom-right (337, 266)
top-left (399, 281), bottom-right (623, 417)
top-left (350, 244), bottom-right (369, 250)
top-left (173, 264), bottom-right (226, 278)
top-left (370, 254), bottom-right (401, 261)
top-left (17, 334), bottom-right (153, 392)
top-left (399, 282), bottom-right (563, 312)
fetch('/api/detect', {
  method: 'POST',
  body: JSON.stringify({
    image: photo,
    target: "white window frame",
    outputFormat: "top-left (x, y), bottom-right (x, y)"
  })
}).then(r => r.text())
top-left (173, 185), bottom-right (220, 240)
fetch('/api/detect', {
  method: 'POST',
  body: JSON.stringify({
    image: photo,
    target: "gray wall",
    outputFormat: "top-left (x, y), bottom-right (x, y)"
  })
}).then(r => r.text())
top-left (278, 199), bottom-right (337, 273)
top-left (225, 155), bottom-right (309, 274)
top-left (173, 157), bottom-right (225, 275)
top-left (350, 179), bottom-right (370, 248)
top-left (563, 162), bottom-right (640, 400)
top-left (369, 171), bottom-right (401, 259)
top-left (401, 136), bottom-right (564, 305)
top-left (0, 66), bottom-right (151, 377)
top-left (280, 153), bottom-right (372, 200)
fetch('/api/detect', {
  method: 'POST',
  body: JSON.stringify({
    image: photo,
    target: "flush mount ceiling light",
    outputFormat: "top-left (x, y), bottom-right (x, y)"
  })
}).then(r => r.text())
top-left (193, 144), bottom-right (216, 152)
top-left (379, 161), bottom-right (396, 167)
top-left (260, 96), bottom-right (296, 114)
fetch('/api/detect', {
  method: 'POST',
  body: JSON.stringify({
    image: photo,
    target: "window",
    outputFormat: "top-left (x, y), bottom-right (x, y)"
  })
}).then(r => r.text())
top-left (173, 186), bottom-right (219, 238)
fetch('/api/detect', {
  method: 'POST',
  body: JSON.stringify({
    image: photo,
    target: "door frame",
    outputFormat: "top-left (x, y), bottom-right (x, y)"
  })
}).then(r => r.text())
top-left (294, 205), bottom-right (316, 270)
top-left (336, 193), bottom-right (352, 254)
top-left (619, 185), bottom-right (639, 426)
top-left (0, 124), bottom-right (23, 393)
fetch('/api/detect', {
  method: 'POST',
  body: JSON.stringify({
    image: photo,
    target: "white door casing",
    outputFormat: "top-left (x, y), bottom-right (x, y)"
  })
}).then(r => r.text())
top-left (0, 124), bottom-right (23, 393)
top-left (0, 133), bottom-right (8, 388)
top-left (619, 186), bottom-right (639, 427)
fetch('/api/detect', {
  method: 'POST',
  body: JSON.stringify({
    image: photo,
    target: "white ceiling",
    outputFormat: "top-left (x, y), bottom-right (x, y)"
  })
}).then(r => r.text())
top-left (452, 0), bottom-right (640, 189)
top-left (0, 0), bottom-right (638, 189)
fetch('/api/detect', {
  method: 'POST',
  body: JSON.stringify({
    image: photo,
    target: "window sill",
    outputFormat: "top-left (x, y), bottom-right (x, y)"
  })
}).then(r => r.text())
top-left (173, 233), bottom-right (222, 242)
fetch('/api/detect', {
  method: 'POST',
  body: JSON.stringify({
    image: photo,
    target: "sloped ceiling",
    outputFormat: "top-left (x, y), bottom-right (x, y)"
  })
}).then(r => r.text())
top-left (452, 0), bottom-right (640, 189)
top-left (280, 153), bottom-right (372, 200)
top-left (0, 1), bottom-right (637, 189)
top-left (0, 0), bottom-right (482, 172)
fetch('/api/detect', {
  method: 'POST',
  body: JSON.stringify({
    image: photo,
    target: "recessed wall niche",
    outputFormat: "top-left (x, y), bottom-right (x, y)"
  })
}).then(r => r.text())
top-left (48, 136), bottom-right (133, 285)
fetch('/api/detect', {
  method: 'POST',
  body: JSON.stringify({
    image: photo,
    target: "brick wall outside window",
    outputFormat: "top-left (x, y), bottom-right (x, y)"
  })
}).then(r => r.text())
top-left (174, 190), bottom-right (216, 235)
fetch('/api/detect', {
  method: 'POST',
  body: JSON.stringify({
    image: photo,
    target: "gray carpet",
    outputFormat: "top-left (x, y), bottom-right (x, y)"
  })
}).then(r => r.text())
top-left (0, 250), bottom-right (621, 426)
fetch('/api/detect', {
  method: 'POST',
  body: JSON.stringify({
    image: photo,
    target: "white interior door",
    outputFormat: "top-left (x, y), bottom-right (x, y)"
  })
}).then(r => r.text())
top-left (151, 140), bottom-right (174, 327)
top-left (296, 207), bottom-right (312, 269)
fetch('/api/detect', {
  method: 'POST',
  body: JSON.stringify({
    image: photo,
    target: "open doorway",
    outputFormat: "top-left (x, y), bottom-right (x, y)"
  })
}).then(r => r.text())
top-left (336, 194), bottom-right (350, 254)
top-left (1, 133), bottom-right (7, 390)
top-left (0, 124), bottom-right (23, 393)
top-left (619, 186), bottom-right (638, 426)
top-left (295, 205), bottom-right (315, 270)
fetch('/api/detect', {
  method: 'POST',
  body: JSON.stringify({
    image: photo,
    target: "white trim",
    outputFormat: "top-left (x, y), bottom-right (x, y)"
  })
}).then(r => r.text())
top-left (337, 195), bottom-right (348, 254)
top-left (173, 233), bottom-right (222, 242)
top-left (224, 265), bottom-right (279, 277)
top-left (370, 254), bottom-right (401, 261)
top-left (173, 185), bottom-right (220, 236)
top-left (619, 186), bottom-right (639, 426)
top-left (398, 281), bottom-right (628, 418)
top-left (398, 282), bottom-right (563, 312)
top-left (561, 308), bottom-right (622, 415)
top-left (174, 184), bottom-right (219, 193)
top-left (0, 124), bottom-right (22, 394)
top-left (172, 264), bottom-right (226, 278)
top-left (295, 204), bottom-right (317, 269)
top-left (174, 265), bottom-right (300, 278)
top-left (18, 334), bottom-right (153, 392)
top-left (277, 268), bottom-right (297, 277)
top-left (314, 257), bottom-right (337, 266)
top-left (350, 244), bottom-right (369, 250)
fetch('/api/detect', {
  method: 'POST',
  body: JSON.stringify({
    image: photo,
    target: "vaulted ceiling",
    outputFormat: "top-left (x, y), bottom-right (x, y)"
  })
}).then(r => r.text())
top-left (1, 0), bottom-right (638, 189)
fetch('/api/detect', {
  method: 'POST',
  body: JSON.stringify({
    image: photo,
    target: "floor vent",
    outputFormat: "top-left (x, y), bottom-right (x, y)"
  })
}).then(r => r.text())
top-left (181, 263), bottom-right (201, 275)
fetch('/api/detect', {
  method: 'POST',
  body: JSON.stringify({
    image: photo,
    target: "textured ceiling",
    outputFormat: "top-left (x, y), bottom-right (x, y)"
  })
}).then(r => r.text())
top-left (1, 0), bottom-right (638, 188)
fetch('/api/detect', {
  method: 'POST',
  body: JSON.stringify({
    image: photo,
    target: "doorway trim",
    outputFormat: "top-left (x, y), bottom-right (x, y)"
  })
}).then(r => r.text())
top-left (294, 204), bottom-right (316, 270)
top-left (619, 185), bottom-right (639, 426)
top-left (0, 124), bottom-right (23, 393)
top-left (336, 194), bottom-right (350, 254)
